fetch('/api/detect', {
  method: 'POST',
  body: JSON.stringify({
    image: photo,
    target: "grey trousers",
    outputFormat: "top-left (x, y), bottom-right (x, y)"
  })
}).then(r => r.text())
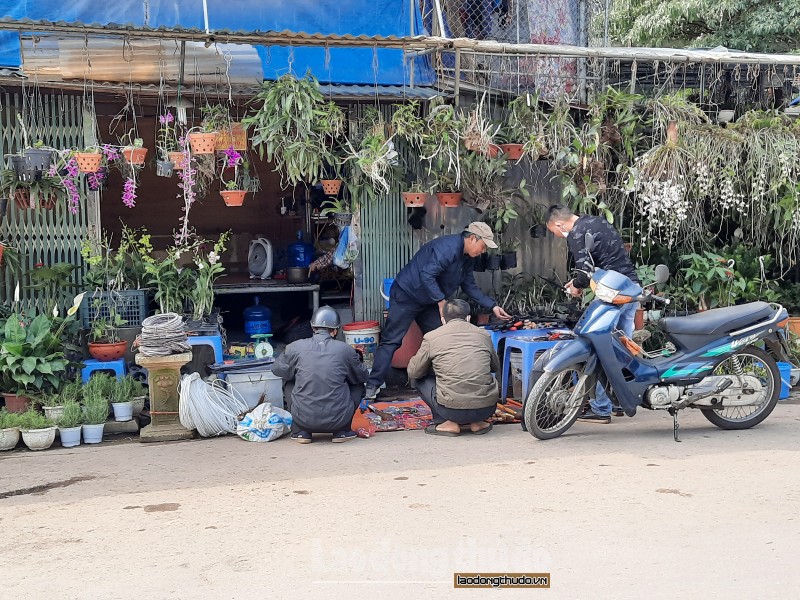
top-left (411, 374), bottom-right (495, 425)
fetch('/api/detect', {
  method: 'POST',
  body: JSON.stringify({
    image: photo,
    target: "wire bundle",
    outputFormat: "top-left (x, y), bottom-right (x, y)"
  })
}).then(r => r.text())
top-left (178, 373), bottom-right (250, 437)
top-left (139, 313), bottom-right (191, 357)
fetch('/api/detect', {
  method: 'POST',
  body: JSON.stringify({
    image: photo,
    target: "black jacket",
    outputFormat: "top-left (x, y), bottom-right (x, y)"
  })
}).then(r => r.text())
top-left (568, 216), bottom-right (638, 289)
top-left (393, 234), bottom-right (496, 309)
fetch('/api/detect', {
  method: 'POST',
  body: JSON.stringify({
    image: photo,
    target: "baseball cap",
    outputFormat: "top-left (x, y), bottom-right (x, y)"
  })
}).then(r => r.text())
top-left (465, 222), bottom-right (498, 249)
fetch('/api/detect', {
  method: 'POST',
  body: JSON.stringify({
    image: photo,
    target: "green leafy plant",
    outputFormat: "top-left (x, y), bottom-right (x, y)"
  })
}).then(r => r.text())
top-left (190, 233), bottom-right (230, 320)
top-left (0, 408), bottom-right (22, 429)
top-left (84, 373), bottom-right (115, 402)
top-left (320, 198), bottom-right (352, 216)
top-left (82, 388), bottom-right (110, 426)
top-left (88, 302), bottom-right (126, 344)
top-left (391, 101), bottom-right (425, 149)
top-left (201, 104), bottom-right (231, 133)
top-left (111, 375), bottom-right (141, 404)
top-left (17, 407), bottom-right (54, 431)
top-left (57, 400), bottom-right (83, 428)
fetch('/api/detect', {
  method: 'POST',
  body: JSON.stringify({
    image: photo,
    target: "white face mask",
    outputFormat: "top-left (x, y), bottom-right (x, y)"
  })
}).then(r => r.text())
top-left (559, 226), bottom-right (569, 238)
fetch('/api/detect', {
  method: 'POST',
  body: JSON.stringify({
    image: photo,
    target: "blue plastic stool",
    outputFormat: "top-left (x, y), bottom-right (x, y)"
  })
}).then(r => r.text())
top-left (484, 327), bottom-right (570, 353)
top-left (501, 337), bottom-right (562, 401)
top-left (81, 358), bottom-right (127, 384)
top-left (187, 334), bottom-right (224, 365)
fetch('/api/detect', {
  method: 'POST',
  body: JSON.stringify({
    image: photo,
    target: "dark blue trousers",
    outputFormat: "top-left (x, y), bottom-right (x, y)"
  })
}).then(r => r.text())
top-left (366, 284), bottom-right (443, 390)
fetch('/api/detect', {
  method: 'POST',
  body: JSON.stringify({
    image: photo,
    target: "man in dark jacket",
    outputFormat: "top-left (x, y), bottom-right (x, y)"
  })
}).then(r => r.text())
top-left (272, 306), bottom-right (369, 443)
top-left (365, 222), bottom-right (512, 400)
top-left (546, 205), bottom-right (639, 423)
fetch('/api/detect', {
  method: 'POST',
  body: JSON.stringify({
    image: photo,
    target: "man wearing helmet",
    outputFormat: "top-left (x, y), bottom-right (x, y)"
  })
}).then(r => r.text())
top-left (273, 306), bottom-right (369, 443)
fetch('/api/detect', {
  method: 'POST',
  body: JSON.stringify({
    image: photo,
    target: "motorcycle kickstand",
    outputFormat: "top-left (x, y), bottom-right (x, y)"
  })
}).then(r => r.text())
top-left (668, 407), bottom-right (681, 443)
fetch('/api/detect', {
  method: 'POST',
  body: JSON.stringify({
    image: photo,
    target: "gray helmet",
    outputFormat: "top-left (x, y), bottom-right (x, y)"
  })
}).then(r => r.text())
top-left (310, 305), bottom-right (341, 329)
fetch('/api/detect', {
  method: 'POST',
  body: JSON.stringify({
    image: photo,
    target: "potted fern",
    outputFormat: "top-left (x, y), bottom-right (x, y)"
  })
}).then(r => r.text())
top-left (57, 400), bottom-right (83, 448)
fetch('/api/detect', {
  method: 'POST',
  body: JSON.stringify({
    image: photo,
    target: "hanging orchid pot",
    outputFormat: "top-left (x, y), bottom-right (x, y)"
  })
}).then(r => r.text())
top-left (220, 190), bottom-right (246, 207)
top-left (436, 192), bottom-right (462, 208)
top-left (156, 160), bottom-right (174, 178)
top-left (529, 224), bottom-right (547, 239)
top-left (168, 151), bottom-right (187, 170)
top-left (472, 253), bottom-right (487, 272)
top-left (122, 147), bottom-right (148, 166)
top-left (334, 212), bottom-right (353, 228)
top-left (75, 152), bottom-right (103, 173)
top-left (188, 132), bottom-right (218, 155)
top-left (214, 123), bottom-right (248, 151)
top-left (486, 254), bottom-right (502, 271)
top-left (500, 144), bottom-right (525, 160)
top-left (14, 189), bottom-right (33, 210)
top-left (39, 192), bottom-right (58, 211)
top-left (321, 179), bottom-right (343, 196)
top-left (23, 148), bottom-right (54, 172)
top-left (402, 192), bottom-right (427, 208)
top-left (10, 155), bottom-right (36, 182)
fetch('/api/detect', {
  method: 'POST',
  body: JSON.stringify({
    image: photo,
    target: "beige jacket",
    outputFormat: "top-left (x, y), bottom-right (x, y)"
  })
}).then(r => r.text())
top-left (407, 318), bottom-right (500, 410)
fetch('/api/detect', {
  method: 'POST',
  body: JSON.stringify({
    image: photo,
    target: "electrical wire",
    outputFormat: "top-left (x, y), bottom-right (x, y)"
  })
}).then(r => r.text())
top-left (139, 313), bottom-right (191, 357)
top-left (178, 373), bottom-right (250, 437)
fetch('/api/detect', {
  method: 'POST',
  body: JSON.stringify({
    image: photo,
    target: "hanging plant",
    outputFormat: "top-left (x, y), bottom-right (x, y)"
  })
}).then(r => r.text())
top-left (390, 101), bottom-right (425, 150)
top-left (462, 93), bottom-right (501, 156)
top-left (421, 102), bottom-right (465, 192)
top-left (176, 135), bottom-right (197, 243)
top-left (342, 108), bottom-right (398, 199)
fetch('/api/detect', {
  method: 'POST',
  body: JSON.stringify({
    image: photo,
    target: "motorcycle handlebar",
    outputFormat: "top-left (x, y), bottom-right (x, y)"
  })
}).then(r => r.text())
top-left (637, 294), bottom-right (670, 306)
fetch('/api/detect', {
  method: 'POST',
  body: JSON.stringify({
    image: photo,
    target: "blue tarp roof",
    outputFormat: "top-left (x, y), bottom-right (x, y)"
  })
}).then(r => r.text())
top-left (0, 0), bottom-right (434, 85)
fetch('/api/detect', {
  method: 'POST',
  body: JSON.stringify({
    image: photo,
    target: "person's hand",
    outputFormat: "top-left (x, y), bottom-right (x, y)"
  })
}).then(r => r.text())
top-left (438, 299), bottom-right (446, 316)
top-left (493, 305), bottom-right (512, 320)
top-left (564, 280), bottom-right (582, 297)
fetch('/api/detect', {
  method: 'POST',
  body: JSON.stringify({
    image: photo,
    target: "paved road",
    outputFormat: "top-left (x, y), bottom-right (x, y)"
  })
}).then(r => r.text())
top-left (1, 399), bottom-right (799, 599)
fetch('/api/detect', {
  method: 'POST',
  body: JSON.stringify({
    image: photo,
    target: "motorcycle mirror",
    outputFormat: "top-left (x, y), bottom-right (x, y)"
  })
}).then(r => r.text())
top-left (584, 233), bottom-right (595, 253)
top-left (654, 264), bottom-right (670, 284)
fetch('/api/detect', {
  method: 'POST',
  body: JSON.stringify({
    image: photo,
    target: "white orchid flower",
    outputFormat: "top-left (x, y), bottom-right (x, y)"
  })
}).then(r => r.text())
top-left (14, 283), bottom-right (19, 303)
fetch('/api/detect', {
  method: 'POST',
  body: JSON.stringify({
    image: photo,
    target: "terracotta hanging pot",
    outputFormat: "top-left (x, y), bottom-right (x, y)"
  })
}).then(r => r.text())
top-left (122, 147), bottom-right (148, 166)
top-left (14, 189), bottom-right (32, 210)
top-left (220, 190), bottom-right (247, 207)
top-left (500, 143), bottom-right (525, 160)
top-left (436, 192), bottom-right (462, 208)
top-left (39, 192), bottom-right (57, 210)
top-left (321, 179), bottom-right (343, 196)
top-left (402, 192), bottom-right (428, 208)
top-left (169, 151), bottom-right (188, 170)
top-left (188, 132), bottom-right (218, 155)
top-left (485, 143), bottom-right (502, 158)
top-left (75, 152), bottom-right (103, 173)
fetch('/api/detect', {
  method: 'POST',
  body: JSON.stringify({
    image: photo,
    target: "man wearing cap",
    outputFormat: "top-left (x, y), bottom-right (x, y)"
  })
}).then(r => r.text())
top-left (364, 222), bottom-right (512, 400)
top-left (273, 306), bottom-right (369, 443)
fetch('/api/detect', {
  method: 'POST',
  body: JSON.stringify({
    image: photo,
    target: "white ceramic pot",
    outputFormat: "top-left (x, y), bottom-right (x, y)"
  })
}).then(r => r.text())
top-left (111, 402), bottom-right (134, 422)
top-left (132, 395), bottom-right (146, 417)
top-left (58, 426), bottom-right (82, 448)
top-left (82, 423), bottom-right (105, 444)
top-left (43, 405), bottom-right (65, 422)
top-left (0, 427), bottom-right (20, 451)
top-left (21, 427), bottom-right (56, 451)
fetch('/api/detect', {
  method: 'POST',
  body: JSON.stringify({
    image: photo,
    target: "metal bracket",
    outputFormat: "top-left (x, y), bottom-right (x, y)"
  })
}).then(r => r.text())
top-left (669, 407), bottom-right (681, 442)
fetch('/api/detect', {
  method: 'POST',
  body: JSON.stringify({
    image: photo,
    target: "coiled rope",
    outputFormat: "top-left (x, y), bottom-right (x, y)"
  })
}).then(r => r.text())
top-left (178, 373), bottom-right (250, 437)
top-left (138, 313), bottom-right (191, 357)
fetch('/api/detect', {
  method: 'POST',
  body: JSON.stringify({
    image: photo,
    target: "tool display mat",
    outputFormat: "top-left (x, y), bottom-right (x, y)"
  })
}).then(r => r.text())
top-left (351, 399), bottom-right (432, 437)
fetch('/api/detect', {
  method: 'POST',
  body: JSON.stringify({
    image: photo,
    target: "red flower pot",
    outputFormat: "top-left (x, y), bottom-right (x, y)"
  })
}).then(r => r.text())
top-left (188, 132), bottom-right (218, 155)
top-left (88, 341), bottom-right (128, 362)
top-left (122, 147), bottom-right (148, 166)
top-left (402, 192), bottom-right (428, 207)
top-left (75, 152), bottom-right (103, 173)
top-left (220, 190), bottom-right (247, 206)
top-left (169, 151), bottom-right (188, 170)
top-left (14, 189), bottom-right (33, 210)
top-left (436, 192), bottom-right (462, 208)
top-left (2, 393), bottom-right (31, 414)
top-left (321, 179), bottom-right (343, 196)
top-left (500, 143), bottom-right (525, 160)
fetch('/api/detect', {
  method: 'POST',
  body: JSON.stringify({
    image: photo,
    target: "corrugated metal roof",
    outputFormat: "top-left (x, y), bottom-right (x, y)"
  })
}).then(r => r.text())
top-left (0, 66), bottom-right (19, 77)
top-left (318, 84), bottom-right (441, 100)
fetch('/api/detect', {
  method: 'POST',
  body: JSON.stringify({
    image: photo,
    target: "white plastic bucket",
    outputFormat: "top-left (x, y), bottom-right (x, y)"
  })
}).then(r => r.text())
top-left (226, 370), bottom-right (283, 410)
top-left (342, 322), bottom-right (381, 370)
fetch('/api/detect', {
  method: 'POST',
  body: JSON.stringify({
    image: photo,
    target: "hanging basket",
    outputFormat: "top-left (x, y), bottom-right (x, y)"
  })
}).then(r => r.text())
top-left (500, 144), bottom-right (525, 160)
top-left (402, 192), bottom-right (428, 208)
top-left (75, 152), bottom-right (103, 173)
top-left (122, 147), bottom-right (148, 166)
top-left (188, 132), bottom-right (218, 155)
top-left (10, 155), bottom-right (35, 182)
top-left (23, 148), bottom-right (54, 172)
top-left (13, 189), bottom-right (33, 210)
top-left (168, 151), bottom-right (188, 170)
top-left (500, 252), bottom-right (517, 270)
top-left (220, 190), bottom-right (247, 207)
top-left (436, 192), bottom-right (462, 208)
top-left (156, 160), bottom-right (174, 177)
top-left (321, 179), bottom-right (343, 196)
top-left (39, 192), bottom-right (57, 211)
top-left (214, 122), bottom-right (248, 151)
top-left (333, 212), bottom-right (353, 228)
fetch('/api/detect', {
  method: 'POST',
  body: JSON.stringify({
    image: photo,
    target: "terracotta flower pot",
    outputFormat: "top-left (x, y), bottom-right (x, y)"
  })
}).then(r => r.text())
top-left (14, 189), bottom-right (33, 210)
top-left (500, 143), bottom-right (525, 160)
top-left (402, 192), bottom-right (428, 207)
top-left (788, 317), bottom-right (800, 337)
top-left (2, 393), bottom-right (31, 414)
top-left (169, 151), bottom-right (188, 170)
top-left (485, 143), bottom-right (502, 158)
top-left (122, 147), bottom-right (148, 166)
top-left (321, 179), bottom-right (343, 196)
top-left (88, 341), bottom-right (128, 362)
top-left (220, 190), bottom-right (247, 207)
top-left (74, 152), bottom-right (103, 173)
top-left (188, 132), bottom-right (218, 155)
top-left (436, 192), bottom-right (462, 208)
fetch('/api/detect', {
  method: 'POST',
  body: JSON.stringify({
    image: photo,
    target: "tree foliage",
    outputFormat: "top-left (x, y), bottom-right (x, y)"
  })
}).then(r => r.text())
top-left (606, 0), bottom-right (800, 53)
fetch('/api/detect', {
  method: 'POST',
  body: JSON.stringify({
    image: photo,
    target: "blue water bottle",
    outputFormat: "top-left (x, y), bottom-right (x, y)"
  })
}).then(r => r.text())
top-left (287, 230), bottom-right (314, 268)
top-left (243, 296), bottom-right (272, 339)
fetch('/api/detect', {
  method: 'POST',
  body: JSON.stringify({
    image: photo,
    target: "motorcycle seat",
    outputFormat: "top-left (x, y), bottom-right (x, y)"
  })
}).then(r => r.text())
top-left (658, 302), bottom-right (773, 336)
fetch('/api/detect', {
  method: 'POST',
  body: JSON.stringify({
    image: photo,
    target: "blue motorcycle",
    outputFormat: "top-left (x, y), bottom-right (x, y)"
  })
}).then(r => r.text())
top-left (523, 235), bottom-right (791, 441)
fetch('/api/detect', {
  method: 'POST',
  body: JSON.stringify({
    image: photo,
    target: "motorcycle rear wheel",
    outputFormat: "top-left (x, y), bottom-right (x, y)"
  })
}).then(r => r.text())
top-left (523, 367), bottom-right (588, 440)
top-left (700, 345), bottom-right (779, 430)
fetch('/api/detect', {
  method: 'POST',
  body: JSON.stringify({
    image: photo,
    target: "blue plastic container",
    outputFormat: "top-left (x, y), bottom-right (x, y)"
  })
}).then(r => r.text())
top-left (778, 361), bottom-right (791, 400)
top-left (243, 296), bottom-right (272, 339)
top-left (287, 230), bottom-right (314, 268)
top-left (382, 277), bottom-right (394, 310)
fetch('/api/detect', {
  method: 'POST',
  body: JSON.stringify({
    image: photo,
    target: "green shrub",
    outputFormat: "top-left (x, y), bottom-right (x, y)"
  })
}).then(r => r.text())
top-left (18, 408), bottom-right (55, 431)
top-left (57, 400), bottom-right (83, 429)
top-left (0, 408), bottom-right (22, 429)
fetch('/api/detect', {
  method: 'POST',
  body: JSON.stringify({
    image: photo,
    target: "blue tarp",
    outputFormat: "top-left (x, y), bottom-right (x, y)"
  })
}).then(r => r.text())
top-left (0, 0), bottom-right (434, 85)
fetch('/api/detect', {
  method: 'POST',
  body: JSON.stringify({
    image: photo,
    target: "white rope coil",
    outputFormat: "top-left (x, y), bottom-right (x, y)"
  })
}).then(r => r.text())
top-left (178, 372), bottom-right (250, 437)
top-left (139, 313), bottom-right (191, 357)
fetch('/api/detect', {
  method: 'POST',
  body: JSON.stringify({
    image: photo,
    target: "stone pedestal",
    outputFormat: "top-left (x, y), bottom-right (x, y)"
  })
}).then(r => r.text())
top-left (135, 352), bottom-right (195, 443)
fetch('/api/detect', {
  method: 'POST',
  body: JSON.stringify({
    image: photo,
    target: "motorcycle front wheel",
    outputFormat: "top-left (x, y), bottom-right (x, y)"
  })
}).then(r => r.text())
top-left (700, 345), bottom-right (780, 430)
top-left (523, 367), bottom-right (588, 440)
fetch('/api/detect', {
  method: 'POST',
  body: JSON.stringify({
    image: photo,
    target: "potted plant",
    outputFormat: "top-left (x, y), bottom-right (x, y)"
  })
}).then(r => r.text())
top-left (462, 94), bottom-right (501, 157)
top-left (156, 111), bottom-right (179, 176)
top-left (81, 382), bottom-right (109, 444)
top-left (499, 237), bottom-right (519, 270)
top-left (110, 375), bottom-right (138, 422)
top-left (342, 108), bottom-right (399, 200)
top-left (119, 130), bottom-right (148, 166)
top-left (74, 144), bottom-right (105, 173)
top-left (432, 169), bottom-right (462, 207)
top-left (0, 408), bottom-right (21, 451)
top-left (499, 94), bottom-right (549, 161)
top-left (87, 307), bottom-right (128, 361)
top-left (391, 101), bottom-right (426, 151)
top-left (401, 178), bottom-right (429, 208)
top-left (320, 198), bottom-right (354, 228)
top-left (57, 400), bottom-right (83, 448)
top-left (218, 147), bottom-right (247, 206)
top-left (9, 139), bottom-right (54, 181)
top-left (188, 104), bottom-right (227, 155)
top-left (40, 392), bottom-right (67, 422)
top-left (18, 407), bottom-right (56, 451)
top-left (485, 251), bottom-right (502, 271)
top-left (189, 233), bottom-right (230, 322)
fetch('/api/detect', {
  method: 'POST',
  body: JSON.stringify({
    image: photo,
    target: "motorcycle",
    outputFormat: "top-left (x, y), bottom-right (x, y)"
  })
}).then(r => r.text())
top-left (522, 234), bottom-right (792, 442)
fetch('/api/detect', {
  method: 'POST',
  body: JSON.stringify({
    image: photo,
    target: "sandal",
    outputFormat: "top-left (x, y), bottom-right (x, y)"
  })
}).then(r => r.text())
top-left (471, 423), bottom-right (493, 435)
top-left (424, 424), bottom-right (460, 437)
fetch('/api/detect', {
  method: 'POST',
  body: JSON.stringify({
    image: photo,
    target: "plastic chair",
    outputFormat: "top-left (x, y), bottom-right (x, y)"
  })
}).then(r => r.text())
top-left (187, 334), bottom-right (224, 365)
top-left (501, 337), bottom-right (563, 401)
top-left (81, 358), bottom-right (126, 384)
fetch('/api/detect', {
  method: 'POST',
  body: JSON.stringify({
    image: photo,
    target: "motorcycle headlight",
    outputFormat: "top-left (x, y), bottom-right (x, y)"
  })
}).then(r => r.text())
top-left (593, 282), bottom-right (620, 303)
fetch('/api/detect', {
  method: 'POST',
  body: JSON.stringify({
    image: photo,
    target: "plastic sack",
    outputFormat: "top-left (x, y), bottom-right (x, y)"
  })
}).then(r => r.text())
top-left (236, 403), bottom-right (293, 442)
top-left (334, 226), bottom-right (360, 269)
